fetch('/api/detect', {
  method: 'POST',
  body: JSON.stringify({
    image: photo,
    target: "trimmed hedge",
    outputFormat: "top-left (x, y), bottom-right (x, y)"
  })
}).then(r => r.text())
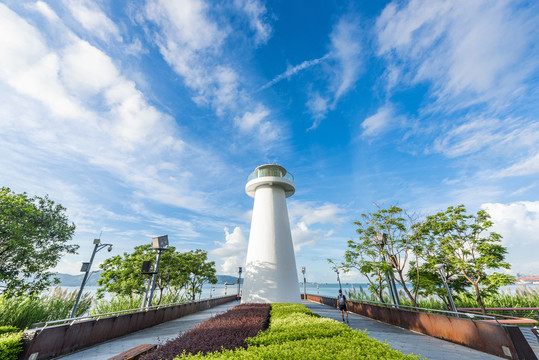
top-left (178, 303), bottom-right (420, 359)
top-left (0, 330), bottom-right (23, 360)
top-left (140, 303), bottom-right (270, 360)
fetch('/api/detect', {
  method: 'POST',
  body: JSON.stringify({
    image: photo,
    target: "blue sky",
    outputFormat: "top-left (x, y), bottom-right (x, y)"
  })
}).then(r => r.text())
top-left (1, 0), bottom-right (538, 283)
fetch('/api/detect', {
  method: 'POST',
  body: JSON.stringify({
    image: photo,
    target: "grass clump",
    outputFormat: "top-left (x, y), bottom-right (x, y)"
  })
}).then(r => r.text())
top-left (178, 303), bottom-right (420, 359)
top-left (0, 286), bottom-right (92, 329)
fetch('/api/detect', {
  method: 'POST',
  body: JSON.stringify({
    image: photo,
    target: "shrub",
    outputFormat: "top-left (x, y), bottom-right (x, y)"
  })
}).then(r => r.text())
top-left (0, 331), bottom-right (23, 360)
top-left (141, 303), bottom-right (270, 360)
top-left (94, 295), bottom-right (145, 314)
top-left (0, 326), bottom-right (19, 335)
top-left (178, 303), bottom-right (419, 359)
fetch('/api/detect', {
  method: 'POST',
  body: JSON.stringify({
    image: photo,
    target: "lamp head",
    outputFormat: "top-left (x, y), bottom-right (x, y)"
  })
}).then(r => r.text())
top-left (152, 235), bottom-right (169, 249)
top-left (108, 245), bottom-right (113, 252)
top-left (238, 266), bottom-right (242, 274)
top-left (434, 264), bottom-right (445, 270)
top-left (301, 266), bottom-right (305, 274)
top-left (375, 232), bottom-right (387, 248)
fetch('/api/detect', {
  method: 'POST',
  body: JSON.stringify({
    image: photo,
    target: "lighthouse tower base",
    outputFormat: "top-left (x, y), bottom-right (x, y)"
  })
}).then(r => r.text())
top-left (242, 182), bottom-right (300, 303)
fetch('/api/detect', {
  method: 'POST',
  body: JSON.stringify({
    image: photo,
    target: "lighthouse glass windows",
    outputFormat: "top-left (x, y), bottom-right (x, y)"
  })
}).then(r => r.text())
top-left (258, 166), bottom-right (283, 178)
top-left (247, 165), bottom-right (294, 182)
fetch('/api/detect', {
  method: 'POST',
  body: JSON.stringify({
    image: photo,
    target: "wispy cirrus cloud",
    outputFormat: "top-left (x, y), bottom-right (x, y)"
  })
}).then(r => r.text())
top-left (143, 0), bottom-right (280, 142)
top-left (260, 54), bottom-right (330, 91)
top-left (63, 0), bottom-right (122, 42)
top-left (376, 0), bottom-right (538, 107)
top-left (373, 0), bottom-right (539, 188)
top-left (306, 16), bottom-right (363, 128)
top-left (234, 0), bottom-right (272, 45)
top-left (360, 104), bottom-right (400, 138)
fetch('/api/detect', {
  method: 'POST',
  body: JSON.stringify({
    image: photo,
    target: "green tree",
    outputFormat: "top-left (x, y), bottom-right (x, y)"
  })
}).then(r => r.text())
top-left (340, 205), bottom-right (421, 306)
top-left (0, 187), bottom-right (78, 296)
top-left (412, 205), bottom-right (515, 314)
top-left (406, 261), bottom-right (468, 310)
top-left (181, 249), bottom-right (217, 301)
top-left (97, 244), bottom-right (189, 304)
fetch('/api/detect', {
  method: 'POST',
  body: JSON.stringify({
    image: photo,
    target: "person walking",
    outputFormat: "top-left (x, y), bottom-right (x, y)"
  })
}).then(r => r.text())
top-left (337, 289), bottom-right (348, 323)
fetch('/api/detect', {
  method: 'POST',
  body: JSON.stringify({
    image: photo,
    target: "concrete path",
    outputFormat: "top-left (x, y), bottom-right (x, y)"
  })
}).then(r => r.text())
top-left (302, 300), bottom-right (502, 360)
top-left (54, 301), bottom-right (239, 360)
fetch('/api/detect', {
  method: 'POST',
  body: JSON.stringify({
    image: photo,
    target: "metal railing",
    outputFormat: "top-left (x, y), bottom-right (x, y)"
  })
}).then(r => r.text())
top-left (247, 168), bottom-right (294, 182)
top-left (30, 295), bottom-right (233, 329)
top-left (322, 296), bottom-right (501, 324)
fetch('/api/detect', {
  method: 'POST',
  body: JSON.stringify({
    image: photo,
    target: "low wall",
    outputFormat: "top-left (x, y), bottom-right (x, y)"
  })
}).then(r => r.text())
top-left (305, 294), bottom-right (536, 360)
top-left (21, 295), bottom-right (237, 360)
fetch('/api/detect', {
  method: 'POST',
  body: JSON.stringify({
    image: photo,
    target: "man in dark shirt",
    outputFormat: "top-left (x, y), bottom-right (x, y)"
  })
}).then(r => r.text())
top-left (337, 289), bottom-right (348, 323)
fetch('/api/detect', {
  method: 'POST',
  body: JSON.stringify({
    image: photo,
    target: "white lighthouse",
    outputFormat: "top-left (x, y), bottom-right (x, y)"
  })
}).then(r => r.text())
top-left (242, 164), bottom-right (301, 303)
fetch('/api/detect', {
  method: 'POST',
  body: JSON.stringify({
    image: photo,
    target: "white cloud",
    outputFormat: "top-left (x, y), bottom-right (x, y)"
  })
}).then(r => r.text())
top-left (306, 93), bottom-right (329, 129)
top-left (235, 106), bottom-right (269, 132)
top-left (235, 0), bottom-right (272, 45)
top-left (64, 0), bottom-right (122, 42)
top-left (288, 201), bottom-right (347, 252)
top-left (288, 201), bottom-right (347, 227)
top-left (0, 2), bottom-right (223, 216)
top-left (376, 0), bottom-right (537, 105)
top-left (481, 201), bottom-right (539, 273)
top-left (361, 105), bottom-right (395, 138)
top-left (291, 221), bottom-right (322, 252)
top-left (210, 227), bottom-right (248, 273)
top-left (60, 39), bottom-right (119, 96)
top-left (31, 1), bottom-right (60, 22)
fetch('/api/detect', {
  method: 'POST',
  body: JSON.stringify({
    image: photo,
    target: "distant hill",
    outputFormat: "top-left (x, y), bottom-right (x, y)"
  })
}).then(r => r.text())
top-left (215, 275), bottom-right (243, 285)
top-left (54, 271), bottom-right (102, 287)
top-left (54, 272), bottom-right (242, 287)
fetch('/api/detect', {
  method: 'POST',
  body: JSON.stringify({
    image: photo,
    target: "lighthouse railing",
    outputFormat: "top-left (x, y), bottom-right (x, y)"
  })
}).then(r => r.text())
top-left (247, 169), bottom-right (294, 182)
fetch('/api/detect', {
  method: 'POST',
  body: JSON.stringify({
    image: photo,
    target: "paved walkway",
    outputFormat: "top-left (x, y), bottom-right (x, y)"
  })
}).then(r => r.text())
top-left (55, 299), bottom-right (510, 360)
top-left (302, 300), bottom-right (502, 360)
top-left (54, 301), bottom-right (239, 360)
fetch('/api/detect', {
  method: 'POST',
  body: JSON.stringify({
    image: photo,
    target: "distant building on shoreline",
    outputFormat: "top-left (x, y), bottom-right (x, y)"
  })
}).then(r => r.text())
top-left (516, 273), bottom-right (539, 284)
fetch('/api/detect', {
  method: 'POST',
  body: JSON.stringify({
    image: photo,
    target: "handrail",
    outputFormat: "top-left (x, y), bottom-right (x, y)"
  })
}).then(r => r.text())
top-left (30, 295), bottom-right (233, 329)
top-left (458, 307), bottom-right (539, 311)
top-left (320, 295), bottom-right (501, 324)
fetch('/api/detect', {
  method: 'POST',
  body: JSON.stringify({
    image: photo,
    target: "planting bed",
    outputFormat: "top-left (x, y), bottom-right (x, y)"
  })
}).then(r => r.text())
top-left (174, 303), bottom-right (420, 359)
top-left (140, 303), bottom-right (270, 360)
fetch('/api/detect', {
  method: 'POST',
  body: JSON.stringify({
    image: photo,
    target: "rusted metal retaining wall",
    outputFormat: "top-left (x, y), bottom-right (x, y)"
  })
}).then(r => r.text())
top-left (21, 295), bottom-right (237, 360)
top-left (305, 294), bottom-right (536, 360)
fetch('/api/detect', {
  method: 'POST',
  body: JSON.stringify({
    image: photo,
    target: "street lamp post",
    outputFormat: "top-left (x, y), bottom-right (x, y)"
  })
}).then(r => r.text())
top-left (375, 232), bottom-right (400, 308)
top-left (237, 267), bottom-right (242, 298)
top-left (435, 264), bottom-right (457, 314)
top-left (336, 269), bottom-right (342, 292)
top-left (301, 266), bottom-right (306, 300)
top-left (71, 239), bottom-right (112, 318)
top-left (147, 235), bottom-right (169, 308)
